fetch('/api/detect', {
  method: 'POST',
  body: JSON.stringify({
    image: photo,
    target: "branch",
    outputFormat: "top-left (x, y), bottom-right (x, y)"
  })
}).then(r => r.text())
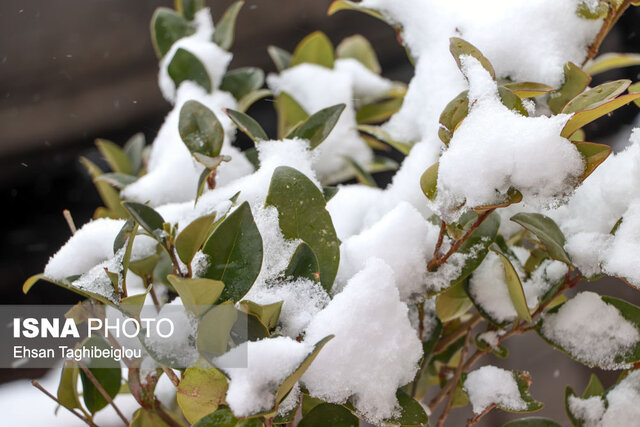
top-left (436, 329), bottom-right (472, 427)
top-left (31, 380), bottom-right (95, 426)
top-left (78, 362), bottom-right (129, 425)
top-left (466, 403), bottom-right (496, 426)
top-left (584, 0), bottom-right (632, 65)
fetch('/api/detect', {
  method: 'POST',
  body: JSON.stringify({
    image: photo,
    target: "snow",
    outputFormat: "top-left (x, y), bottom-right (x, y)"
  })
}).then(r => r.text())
top-left (214, 337), bottom-right (313, 418)
top-left (540, 291), bottom-right (640, 369)
top-left (267, 60), bottom-right (391, 179)
top-left (464, 365), bottom-right (528, 414)
top-left (599, 370), bottom-right (640, 426)
top-left (360, 0), bottom-right (601, 143)
top-left (326, 184), bottom-right (383, 240)
top-left (435, 57), bottom-right (584, 216)
top-left (301, 260), bottom-right (422, 422)
top-left (335, 202), bottom-right (438, 300)
top-left (568, 395), bottom-right (606, 426)
top-left (244, 278), bottom-right (330, 338)
top-left (158, 8), bottom-right (232, 103)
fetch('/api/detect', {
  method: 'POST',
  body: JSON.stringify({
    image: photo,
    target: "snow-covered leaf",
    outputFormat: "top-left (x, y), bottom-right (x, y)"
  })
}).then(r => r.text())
top-left (575, 141), bottom-right (611, 180)
top-left (383, 389), bottom-right (429, 426)
top-left (299, 403), bottom-right (358, 427)
top-left (212, 1), bottom-right (244, 50)
top-left (576, 0), bottom-right (609, 19)
top-left (450, 37), bottom-right (495, 79)
top-left (438, 90), bottom-right (469, 145)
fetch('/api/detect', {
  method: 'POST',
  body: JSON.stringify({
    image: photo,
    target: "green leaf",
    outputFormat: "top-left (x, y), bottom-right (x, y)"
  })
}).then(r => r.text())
top-left (322, 186), bottom-right (339, 202)
top-left (439, 90), bottom-right (469, 145)
top-left (168, 48), bottom-right (212, 93)
top-left (336, 34), bottom-right (381, 74)
top-left (120, 286), bottom-right (151, 317)
top-left (490, 245), bottom-right (531, 322)
top-left (79, 336), bottom-right (121, 414)
top-left (629, 81), bottom-right (640, 107)
top-left (576, 0), bottom-right (609, 19)
top-left (502, 417), bottom-right (561, 427)
top-left (238, 88), bottom-right (273, 113)
top-left (548, 62), bottom-right (591, 114)
top-left (94, 172), bottom-right (138, 189)
top-left (384, 389), bottom-right (429, 426)
top-left (510, 213), bottom-right (571, 264)
top-left (201, 202), bottom-right (263, 302)
top-left (499, 86), bottom-right (529, 116)
top-left (342, 156), bottom-right (376, 187)
top-left (327, 0), bottom-right (386, 21)
top-left (212, 1), bottom-right (244, 50)
top-left (267, 45), bottom-right (292, 72)
top-left (284, 242), bottom-right (320, 282)
top-left (220, 67), bottom-right (264, 101)
top-left (436, 281), bottom-right (473, 322)
top-left (575, 141), bottom-right (611, 180)
top-left (564, 387), bottom-right (581, 427)
top-left (356, 96), bottom-right (404, 124)
top-left (124, 132), bottom-right (145, 175)
top-left (450, 37), bottom-right (495, 79)
top-left (57, 361), bottom-right (81, 411)
top-left (290, 31), bottom-right (335, 69)
top-left (288, 104), bottom-right (346, 149)
top-left (80, 157), bottom-right (129, 218)
top-left (275, 336), bottom-right (334, 407)
top-left (176, 213), bottom-right (217, 265)
top-left (266, 167), bottom-right (340, 292)
top-left (275, 92), bottom-right (309, 139)
top-left (122, 201), bottom-right (168, 248)
top-left (96, 139), bottom-right (133, 175)
top-left (129, 254), bottom-right (161, 278)
top-left (503, 82), bottom-right (555, 98)
top-left (179, 100), bottom-right (224, 158)
top-left (177, 360), bottom-right (228, 424)
top-left (197, 302), bottom-right (238, 357)
top-left (193, 408), bottom-right (263, 427)
top-left (130, 408), bottom-right (172, 427)
top-left (356, 125), bottom-right (412, 155)
top-left (240, 300), bottom-right (283, 330)
top-left (175, 0), bottom-right (205, 21)
top-left (151, 8), bottom-right (194, 58)
top-left (582, 373), bottom-right (604, 398)
top-left (299, 403), bottom-right (359, 427)
top-left (562, 79), bottom-right (632, 113)
top-left (23, 273), bottom-right (116, 306)
top-left (168, 275), bottom-right (225, 317)
top-left (585, 52), bottom-right (640, 75)
top-left (420, 162), bottom-right (439, 201)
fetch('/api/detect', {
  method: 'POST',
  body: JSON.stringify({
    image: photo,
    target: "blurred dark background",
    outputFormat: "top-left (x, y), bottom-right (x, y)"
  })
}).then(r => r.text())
top-left (1, 1), bottom-right (639, 425)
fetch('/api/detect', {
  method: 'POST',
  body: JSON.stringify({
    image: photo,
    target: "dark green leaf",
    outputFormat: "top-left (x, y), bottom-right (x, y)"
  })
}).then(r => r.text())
top-left (503, 417), bottom-right (561, 427)
top-left (220, 67), bottom-right (265, 100)
top-left (510, 213), bottom-right (571, 264)
top-left (94, 172), bottom-right (138, 189)
top-left (284, 242), bottom-right (321, 282)
top-left (356, 125), bottom-right (412, 155)
top-left (124, 132), bottom-right (145, 175)
top-left (175, 0), bottom-right (205, 21)
top-left (201, 202), bottom-right (263, 302)
top-left (275, 92), bottom-right (308, 139)
top-left (240, 300), bottom-right (283, 330)
top-left (225, 108), bottom-right (269, 142)
top-left (266, 167), bottom-right (340, 292)
top-left (57, 361), bottom-right (81, 411)
top-left (122, 201), bottom-right (168, 248)
top-left (384, 389), bottom-right (429, 426)
top-left (288, 104), bottom-right (346, 149)
top-left (179, 100), bottom-right (224, 157)
top-left (499, 86), bottom-right (529, 116)
top-left (356, 96), bottom-right (404, 124)
top-left (151, 8), bottom-right (194, 58)
top-left (79, 336), bottom-right (121, 414)
top-left (212, 1), bottom-right (244, 50)
top-left (582, 373), bottom-right (604, 398)
top-left (299, 403), bottom-right (359, 427)
top-left (96, 138), bottom-right (133, 175)
top-left (168, 48), bottom-right (212, 93)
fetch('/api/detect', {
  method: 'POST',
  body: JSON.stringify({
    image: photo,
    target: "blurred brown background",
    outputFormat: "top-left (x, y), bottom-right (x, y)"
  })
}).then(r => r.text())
top-left (1, 1), bottom-right (639, 425)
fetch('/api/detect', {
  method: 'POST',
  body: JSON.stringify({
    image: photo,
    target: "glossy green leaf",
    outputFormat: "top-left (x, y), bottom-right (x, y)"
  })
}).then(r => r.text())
top-left (491, 245), bottom-right (531, 322)
top-left (502, 417), bottom-right (561, 427)
top-left (193, 408), bottom-right (263, 427)
top-left (267, 45), bottom-right (292, 72)
top-left (327, 0), bottom-right (386, 21)
top-left (80, 157), bottom-right (128, 218)
top-left (356, 96), bottom-right (404, 124)
top-left (575, 141), bottom-right (611, 180)
top-left (96, 138), bottom-right (132, 175)
top-left (197, 302), bottom-right (238, 357)
top-left (299, 403), bottom-right (359, 427)
top-left (151, 8), bottom-right (194, 58)
top-left (585, 52), bottom-right (640, 75)
top-left (57, 361), bottom-right (81, 411)
top-left (212, 1), bottom-right (244, 50)
top-left (201, 202), bottom-right (263, 302)
top-left (220, 67), bottom-right (264, 101)
top-left (79, 336), bottom-right (121, 414)
top-left (420, 162), bottom-right (439, 201)
top-left (275, 92), bottom-right (308, 139)
top-left (122, 201), bottom-right (168, 248)
top-left (124, 132), bottom-right (145, 175)
top-left (175, 0), bottom-right (205, 20)
top-left (582, 373), bottom-right (604, 398)
top-left (336, 34), bottom-right (381, 74)
top-left (266, 166), bottom-right (340, 292)
top-left (176, 213), bottom-right (217, 265)
top-left (177, 360), bottom-right (228, 424)
top-left (548, 62), bottom-right (591, 114)
top-left (562, 79), bottom-right (631, 113)
top-left (94, 172), bottom-right (138, 189)
top-left (450, 37), bottom-right (495, 79)
top-left (284, 242), bottom-right (320, 283)
top-left (356, 125), bottom-right (412, 155)
top-left (168, 48), bottom-right (212, 93)
top-left (179, 100), bottom-right (224, 158)
top-left (23, 273), bottom-right (116, 306)
top-left (439, 90), bottom-right (469, 145)
top-left (384, 389), bottom-right (429, 426)
top-left (290, 31), bottom-right (335, 69)
top-left (510, 213), bottom-right (571, 264)
top-left (168, 275), bottom-right (225, 317)
top-left (503, 82), bottom-right (554, 98)
top-left (240, 300), bottom-right (283, 330)
top-left (288, 104), bottom-right (346, 149)
top-left (499, 86), bottom-right (529, 116)
top-left (561, 93), bottom-right (640, 137)
top-left (436, 281), bottom-right (473, 322)
top-left (322, 186), bottom-right (339, 202)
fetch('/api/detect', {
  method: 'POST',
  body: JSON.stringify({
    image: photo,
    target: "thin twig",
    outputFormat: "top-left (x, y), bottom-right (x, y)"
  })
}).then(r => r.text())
top-left (433, 220), bottom-right (447, 258)
top-left (436, 330), bottom-right (472, 427)
top-left (433, 315), bottom-right (482, 355)
top-left (162, 366), bottom-right (180, 387)
top-left (466, 403), bottom-right (496, 426)
top-left (584, 0), bottom-right (632, 65)
top-left (63, 209), bottom-right (77, 235)
top-left (31, 380), bottom-right (94, 426)
top-left (153, 398), bottom-right (184, 427)
top-left (78, 362), bottom-right (129, 425)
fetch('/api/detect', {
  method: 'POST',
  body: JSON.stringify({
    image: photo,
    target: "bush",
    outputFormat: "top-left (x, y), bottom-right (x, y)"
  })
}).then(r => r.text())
top-left (25, 0), bottom-right (640, 425)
